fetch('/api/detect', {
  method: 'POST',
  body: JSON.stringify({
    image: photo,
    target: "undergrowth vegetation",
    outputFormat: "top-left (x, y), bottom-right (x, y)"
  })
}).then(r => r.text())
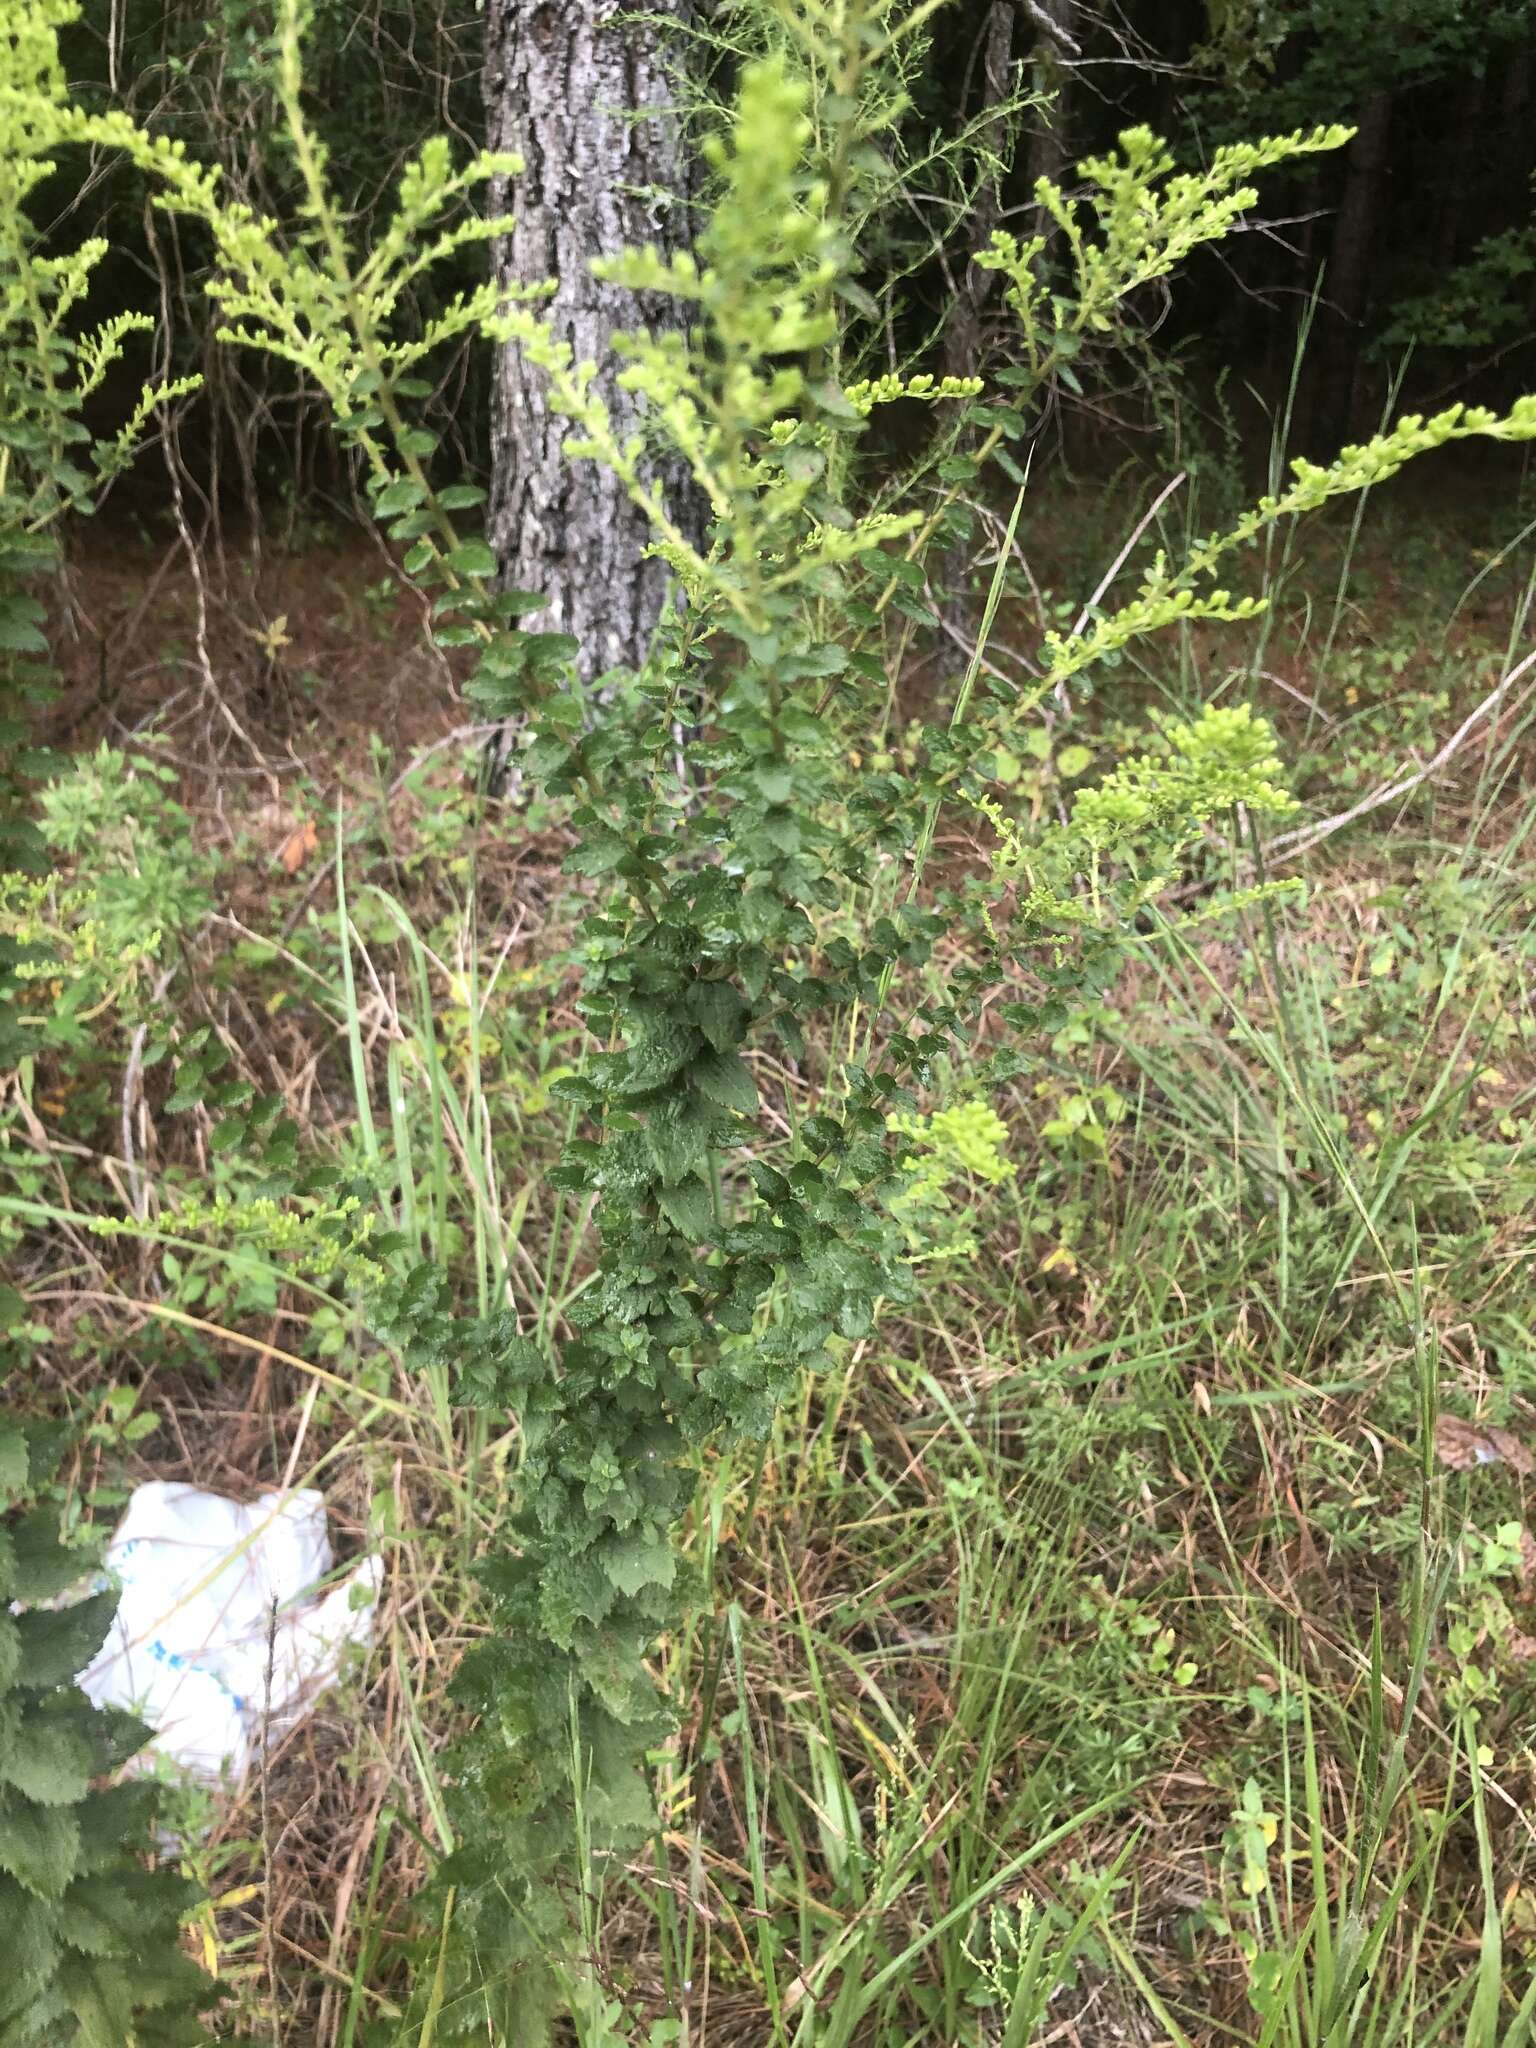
top-left (3, 0), bottom-right (1536, 2042)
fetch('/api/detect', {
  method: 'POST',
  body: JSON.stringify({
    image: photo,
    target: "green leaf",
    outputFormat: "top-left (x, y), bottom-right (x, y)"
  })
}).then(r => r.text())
top-left (0, 607), bottom-right (46, 654)
top-left (691, 1049), bottom-right (757, 1115)
top-left (0, 1422), bottom-right (27, 1499)
top-left (686, 981), bottom-right (746, 1053)
top-left (14, 1592), bottom-right (118, 1688)
top-left (56, 1869), bottom-right (193, 1956)
top-left (4, 1514), bottom-right (92, 1605)
top-left (0, 1877), bottom-right (60, 1998)
top-left (0, 1794), bottom-right (82, 1901)
top-left (0, 1714), bottom-right (96, 1806)
top-left (646, 1095), bottom-right (714, 1183)
top-left (890, 590), bottom-right (939, 629)
top-left (371, 478), bottom-right (423, 517)
top-left (752, 762), bottom-right (794, 805)
top-left (603, 1530), bottom-right (677, 1599)
top-left (760, 810), bottom-right (802, 855)
top-left (810, 379), bottom-right (864, 425)
top-left (71, 1954), bottom-right (140, 2048)
top-left (565, 827), bottom-right (629, 877)
top-left (447, 538), bottom-right (498, 579)
top-left (834, 276), bottom-right (880, 319)
top-left (656, 1177), bottom-right (715, 1240)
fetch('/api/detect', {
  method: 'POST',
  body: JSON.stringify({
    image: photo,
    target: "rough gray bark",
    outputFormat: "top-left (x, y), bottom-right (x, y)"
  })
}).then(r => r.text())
top-left (483, 0), bottom-right (700, 682)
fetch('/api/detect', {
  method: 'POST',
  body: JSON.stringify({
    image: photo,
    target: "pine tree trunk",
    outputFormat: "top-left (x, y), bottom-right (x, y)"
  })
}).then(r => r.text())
top-left (483, 0), bottom-right (698, 684)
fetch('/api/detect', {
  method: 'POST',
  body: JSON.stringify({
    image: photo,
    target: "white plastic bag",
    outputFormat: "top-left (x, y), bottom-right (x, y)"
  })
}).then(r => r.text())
top-left (78, 1481), bottom-right (381, 1781)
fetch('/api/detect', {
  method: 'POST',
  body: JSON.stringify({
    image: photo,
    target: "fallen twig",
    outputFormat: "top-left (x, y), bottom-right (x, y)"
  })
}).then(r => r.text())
top-left (1261, 645), bottom-right (1536, 866)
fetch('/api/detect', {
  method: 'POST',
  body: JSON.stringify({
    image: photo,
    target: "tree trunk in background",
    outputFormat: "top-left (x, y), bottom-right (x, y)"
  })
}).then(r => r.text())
top-left (1026, 0), bottom-right (1076, 240)
top-left (1495, 38), bottom-right (1534, 205)
top-left (1432, 70), bottom-right (1482, 273)
top-left (1307, 89), bottom-right (1393, 449)
top-left (942, 0), bottom-right (1021, 382)
top-left (483, 0), bottom-right (699, 684)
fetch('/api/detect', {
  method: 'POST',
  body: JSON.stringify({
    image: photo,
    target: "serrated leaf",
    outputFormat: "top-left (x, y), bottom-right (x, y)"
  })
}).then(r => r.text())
top-left (69, 1954), bottom-right (139, 2047)
top-left (0, 612), bottom-right (47, 654)
top-left (71, 1782), bottom-right (159, 1872)
top-left (14, 1592), bottom-right (118, 1688)
top-left (691, 1049), bottom-right (757, 1114)
top-left (686, 981), bottom-right (746, 1053)
top-left (464, 669), bottom-right (523, 718)
top-left (564, 827), bottom-right (628, 876)
top-left (890, 590), bottom-right (939, 629)
top-left (656, 1177), bottom-right (715, 1239)
top-left (0, 1713), bottom-right (96, 1805)
top-left (455, 1335), bottom-right (546, 1410)
top-left (4, 1513), bottom-right (92, 1604)
top-left (57, 1872), bottom-right (175, 1956)
top-left (603, 1530), bottom-right (677, 1599)
top-left (0, 1793), bottom-right (82, 1901)
top-left (0, 1876), bottom-right (60, 1997)
top-left (646, 1095), bottom-right (713, 1184)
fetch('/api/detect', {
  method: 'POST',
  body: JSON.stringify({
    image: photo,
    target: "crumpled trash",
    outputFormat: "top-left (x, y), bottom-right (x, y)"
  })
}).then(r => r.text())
top-left (78, 1480), bottom-right (382, 1781)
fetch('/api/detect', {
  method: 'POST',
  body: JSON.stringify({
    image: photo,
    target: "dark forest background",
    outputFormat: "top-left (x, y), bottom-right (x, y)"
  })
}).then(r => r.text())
top-left (45, 0), bottom-right (1536, 510)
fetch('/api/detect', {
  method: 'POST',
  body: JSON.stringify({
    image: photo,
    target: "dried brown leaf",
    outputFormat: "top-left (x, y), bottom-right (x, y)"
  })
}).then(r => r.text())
top-left (1486, 1425), bottom-right (1536, 1476)
top-left (1435, 1413), bottom-right (1535, 1475)
top-left (279, 818), bottom-right (319, 875)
